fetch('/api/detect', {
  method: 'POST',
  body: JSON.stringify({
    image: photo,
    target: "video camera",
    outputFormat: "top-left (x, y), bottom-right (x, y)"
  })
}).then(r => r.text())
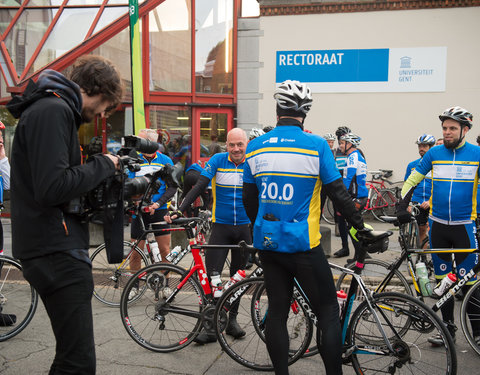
top-left (67, 135), bottom-right (176, 263)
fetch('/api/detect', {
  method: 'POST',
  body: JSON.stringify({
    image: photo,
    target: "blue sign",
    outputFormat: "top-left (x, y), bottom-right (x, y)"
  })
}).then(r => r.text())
top-left (276, 48), bottom-right (389, 83)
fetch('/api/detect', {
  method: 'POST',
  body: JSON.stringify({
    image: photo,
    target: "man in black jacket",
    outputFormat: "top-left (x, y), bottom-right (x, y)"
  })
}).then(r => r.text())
top-left (7, 55), bottom-right (123, 374)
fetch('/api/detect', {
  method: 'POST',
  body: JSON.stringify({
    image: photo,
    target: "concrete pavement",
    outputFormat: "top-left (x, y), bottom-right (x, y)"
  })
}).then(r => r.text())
top-left (1, 218), bottom-right (479, 374)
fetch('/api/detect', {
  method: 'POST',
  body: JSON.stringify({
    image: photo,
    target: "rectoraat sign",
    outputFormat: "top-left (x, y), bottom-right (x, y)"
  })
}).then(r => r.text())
top-left (276, 47), bottom-right (446, 93)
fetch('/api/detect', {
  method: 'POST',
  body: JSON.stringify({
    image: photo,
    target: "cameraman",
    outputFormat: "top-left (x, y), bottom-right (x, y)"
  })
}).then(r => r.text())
top-left (7, 55), bottom-right (123, 374)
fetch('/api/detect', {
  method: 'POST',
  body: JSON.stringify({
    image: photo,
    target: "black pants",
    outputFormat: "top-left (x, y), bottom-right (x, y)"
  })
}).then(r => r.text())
top-left (21, 253), bottom-right (95, 374)
top-left (259, 245), bottom-right (343, 375)
top-left (206, 223), bottom-right (251, 278)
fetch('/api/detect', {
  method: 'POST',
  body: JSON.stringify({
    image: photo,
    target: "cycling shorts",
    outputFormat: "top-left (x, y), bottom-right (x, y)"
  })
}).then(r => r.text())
top-left (429, 219), bottom-right (478, 284)
top-left (131, 209), bottom-right (170, 239)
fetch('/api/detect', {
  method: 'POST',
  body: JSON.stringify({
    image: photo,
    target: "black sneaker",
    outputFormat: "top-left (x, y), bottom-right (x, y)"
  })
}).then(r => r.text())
top-left (193, 329), bottom-right (217, 345)
top-left (226, 317), bottom-right (246, 338)
top-left (333, 248), bottom-right (350, 258)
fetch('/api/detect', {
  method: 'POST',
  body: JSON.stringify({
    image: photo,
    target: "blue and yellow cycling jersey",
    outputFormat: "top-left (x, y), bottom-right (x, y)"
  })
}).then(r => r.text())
top-left (128, 152), bottom-right (173, 210)
top-left (410, 142), bottom-right (480, 224)
top-left (201, 152), bottom-right (249, 225)
top-left (343, 150), bottom-right (368, 198)
top-left (405, 158), bottom-right (432, 203)
top-left (243, 125), bottom-right (341, 253)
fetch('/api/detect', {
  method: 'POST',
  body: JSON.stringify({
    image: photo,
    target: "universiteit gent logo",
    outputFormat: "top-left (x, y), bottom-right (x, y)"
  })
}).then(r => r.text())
top-left (400, 56), bottom-right (412, 69)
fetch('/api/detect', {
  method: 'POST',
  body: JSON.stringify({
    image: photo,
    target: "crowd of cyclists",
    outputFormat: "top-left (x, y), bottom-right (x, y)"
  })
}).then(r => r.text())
top-left (112, 79), bottom-right (480, 374)
top-left (4, 75), bottom-right (480, 373)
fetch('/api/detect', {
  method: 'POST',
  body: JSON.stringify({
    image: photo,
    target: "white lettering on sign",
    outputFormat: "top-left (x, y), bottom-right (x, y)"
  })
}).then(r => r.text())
top-left (279, 53), bottom-right (344, 66)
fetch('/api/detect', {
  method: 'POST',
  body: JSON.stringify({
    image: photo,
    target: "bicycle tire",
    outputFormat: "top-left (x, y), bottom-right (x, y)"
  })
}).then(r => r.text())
top-left (380, 188), bottom-right (397, 217)
top-left (347, 292), bottom-right (457, 374)
top-left (214, 277), bottom-right (312, 371)
top-left (0, 256), bottom-right (38, 342)
top-left (370, 191), bottom-right (388, 222)
top-left (336, 259), bottom-right (412, 296)
top-left (460, 279), bottom-right (480, 356)
top-left (322, 197), bottom-right (335, 225)
top-left (120, 263), bottom-right (205, 352)
top-left (90, 241), bottom-right (150, 306)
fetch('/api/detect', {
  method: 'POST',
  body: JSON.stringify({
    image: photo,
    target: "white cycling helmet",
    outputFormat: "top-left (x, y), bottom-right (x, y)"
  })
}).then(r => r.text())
top-left (415, 134), bottom-right (436, 145)
top-left (323, 133), bottom-right (336, 141)
top-left (340, 132), bottom-right (361, 147)
top-left (249, 127), bottom-right (265, 140)
top-left (274, 80), bottom-right (312, 116)
top-left (439, 106), bottom-right (473, 128)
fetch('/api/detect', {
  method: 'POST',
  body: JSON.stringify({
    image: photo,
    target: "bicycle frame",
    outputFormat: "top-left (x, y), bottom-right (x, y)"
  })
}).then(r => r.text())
top-left (380, 219), bottom-right (480, 313)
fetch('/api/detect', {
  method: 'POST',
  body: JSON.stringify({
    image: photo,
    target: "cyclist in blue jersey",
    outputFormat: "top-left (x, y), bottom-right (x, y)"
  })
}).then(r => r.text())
top-left (337, 132), bottom-right (368, 264)
top-left (128, 129), bottom-right (177, 275)
top-left (243, 80), bottom-right (371, 375)
top-left (404, 134), bottom-right (436, 246)
top-left (397, 106), bottom-right (480, 347)
top-left (332, 126), bottom-right (352, 257)
top-left (165, 128), bottom-right (251, 344)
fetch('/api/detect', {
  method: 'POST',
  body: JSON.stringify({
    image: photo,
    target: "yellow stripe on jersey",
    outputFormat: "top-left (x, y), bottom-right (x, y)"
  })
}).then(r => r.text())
top-left (246, 147), bottom-right (319, 158)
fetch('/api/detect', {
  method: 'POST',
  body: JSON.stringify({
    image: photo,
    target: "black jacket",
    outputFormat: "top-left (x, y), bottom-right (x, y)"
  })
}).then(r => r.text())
top-left (7, 70), bottom-right (116, 260)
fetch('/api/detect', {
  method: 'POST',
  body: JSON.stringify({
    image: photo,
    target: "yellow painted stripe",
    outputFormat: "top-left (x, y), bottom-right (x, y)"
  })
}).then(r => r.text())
top-left (246, 147), bottom-right (319, 158)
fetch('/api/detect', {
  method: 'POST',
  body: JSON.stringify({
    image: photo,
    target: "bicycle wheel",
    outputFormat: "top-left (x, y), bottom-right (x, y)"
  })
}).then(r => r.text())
top-left (460, 280), bottom-right (480, 356)
top-left (90, 241), bottom-right (150, 307)
top-left (347, 292), bottom-right (457, 374)
top-left (370, 191), bottom-right (388, 222)
top-left (380, 188), bottom-right (397, 217)
top-left (336, 259), bottom-right (412, 296)
top-left (214, 277), bottom-right (312, 371)
top-left (120, 263), bottom-right (205, 352)
top-left (322, 197), bottom-right (335, 224)
top-left (0, 256), bottom-right (38, 341)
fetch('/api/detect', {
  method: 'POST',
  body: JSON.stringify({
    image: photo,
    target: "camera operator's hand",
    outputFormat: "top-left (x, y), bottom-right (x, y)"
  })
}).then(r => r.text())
top-left (164, 210), bottom-right (183, 223)
top-left (103, 154), bottom-right (120, 170)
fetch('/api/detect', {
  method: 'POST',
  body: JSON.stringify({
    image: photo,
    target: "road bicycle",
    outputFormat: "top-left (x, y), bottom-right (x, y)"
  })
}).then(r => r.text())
top-left (90, 209), bottom-right (211, 307)
top-left (119, 217), bottom-right (311, 362)
top-left (0, 255), bottom-right (38, 341)
top-left (214, 233), bottom-right (457, 373)
top-left (338, 214), bottom-right (480, 356)
top-left (323, 169), bottom-right (399, 224)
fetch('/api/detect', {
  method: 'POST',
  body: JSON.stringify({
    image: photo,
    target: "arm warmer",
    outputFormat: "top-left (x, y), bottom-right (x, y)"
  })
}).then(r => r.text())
top-left (397, 171), bottom-right (424, 210)
top-left (178, 175), bottom-right (210, 213)
top-left (243, 182), bottom-right (259, 224)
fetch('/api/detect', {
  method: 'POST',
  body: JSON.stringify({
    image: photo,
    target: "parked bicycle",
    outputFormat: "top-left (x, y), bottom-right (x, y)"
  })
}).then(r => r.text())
top-left (0, 255), bottom-right (38, 341)
top-left (338, 213), bottom-right (480, 356)
top-left (119, 217), bottom-right (311, 360)
top-left (214, 232), bottom-right (457, 373)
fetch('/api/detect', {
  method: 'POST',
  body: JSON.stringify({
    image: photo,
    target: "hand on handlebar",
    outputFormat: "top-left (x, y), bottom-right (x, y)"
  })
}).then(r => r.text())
top-left (164, 210), bottom-right (183, 223)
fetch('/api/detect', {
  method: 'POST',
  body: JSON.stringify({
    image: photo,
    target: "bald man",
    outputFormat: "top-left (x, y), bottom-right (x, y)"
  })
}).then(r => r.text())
top-left (165, 128), bottom-right (251, 343)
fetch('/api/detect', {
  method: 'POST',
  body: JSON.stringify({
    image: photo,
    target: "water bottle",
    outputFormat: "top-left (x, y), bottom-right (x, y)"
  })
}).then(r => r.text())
top-left (433, 273), bottom-right (457, 297)
top-left (147, 234), bottom-right (162, 263)
top-left (223, 270), bottom-right (246, 291)
top-left (416, 262), bottom-right (432, 297)
top-left (166, 245), bottom-right (182, 262)
top-left (336, 290), bottom-right (347, 317)
top-left (210, 272), bottom-right (223, 298)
